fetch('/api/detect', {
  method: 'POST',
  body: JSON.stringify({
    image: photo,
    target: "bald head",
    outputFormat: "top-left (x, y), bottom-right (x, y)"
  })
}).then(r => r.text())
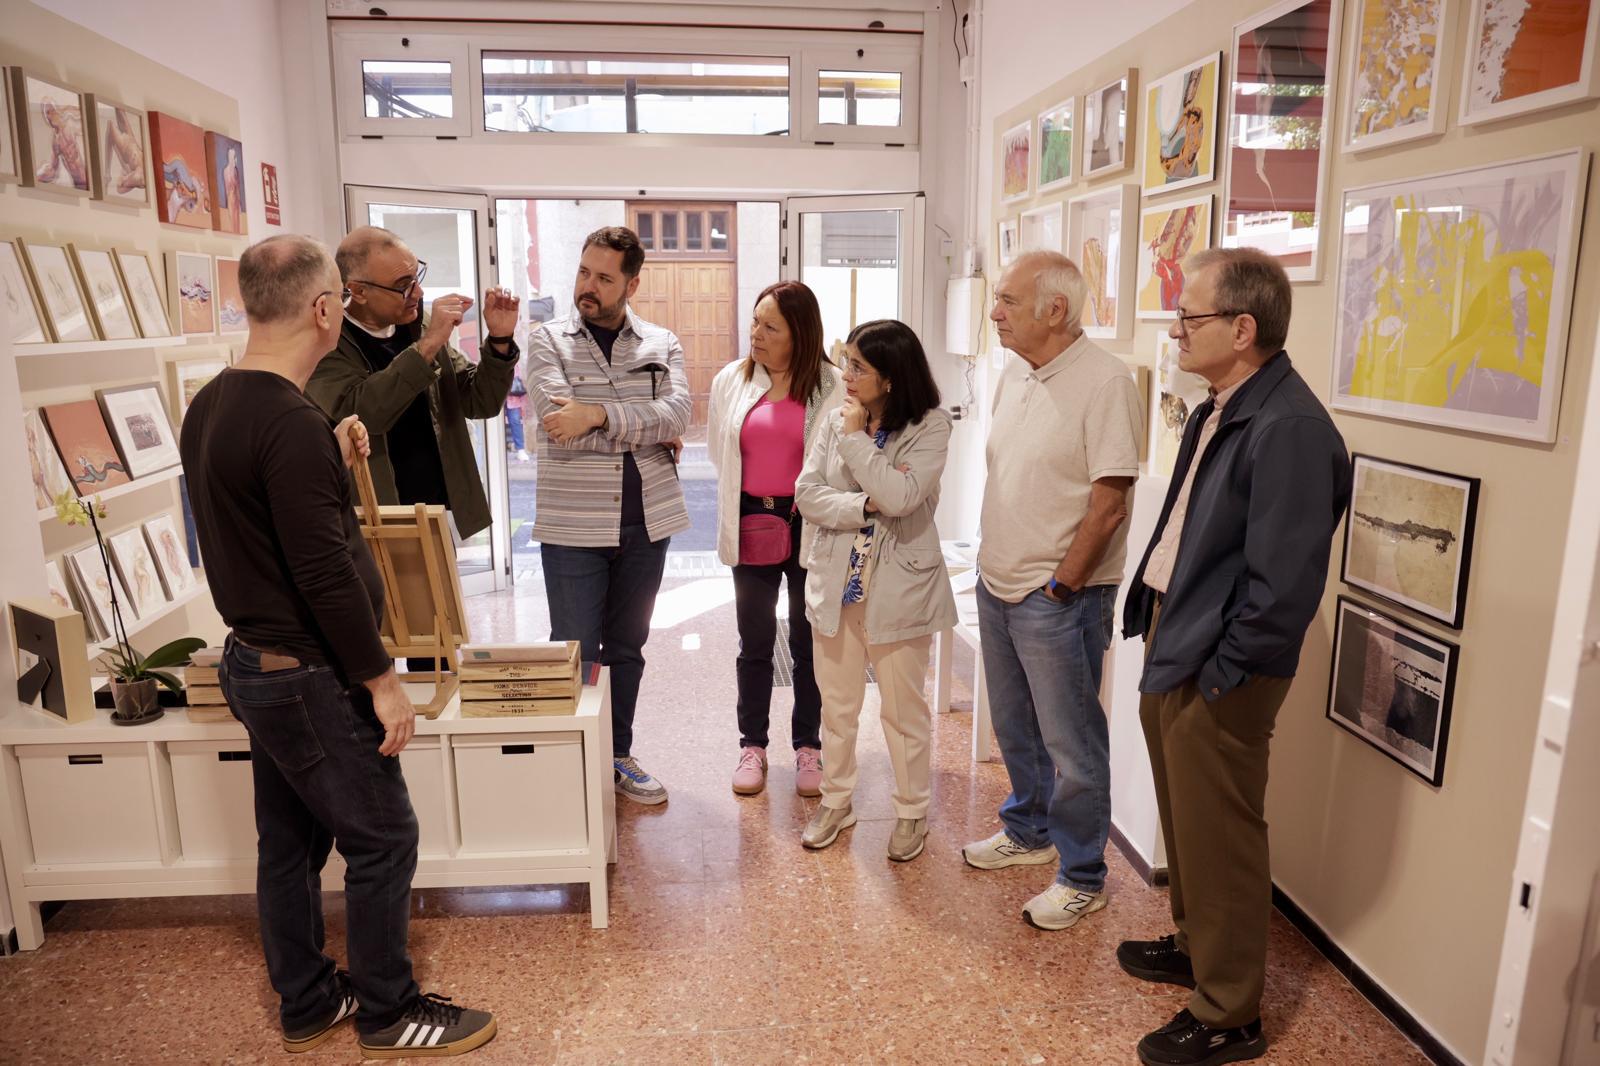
top-left (239, 235), bottom-right (338, 325)
top-left (336, 225), bottom-right (406, 283)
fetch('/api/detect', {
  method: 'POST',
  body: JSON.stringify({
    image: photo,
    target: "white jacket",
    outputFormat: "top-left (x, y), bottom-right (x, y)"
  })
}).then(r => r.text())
top-left (707, 359), bottom-right (845, 567)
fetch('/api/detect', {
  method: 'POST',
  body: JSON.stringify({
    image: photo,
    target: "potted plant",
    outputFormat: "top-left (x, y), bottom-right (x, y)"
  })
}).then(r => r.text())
top-left (56, 492), bottom-right (206, 724)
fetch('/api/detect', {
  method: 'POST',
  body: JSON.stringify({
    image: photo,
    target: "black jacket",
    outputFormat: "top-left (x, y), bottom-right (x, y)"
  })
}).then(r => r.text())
top-left (1122, 352), bottom-right (1351, 701)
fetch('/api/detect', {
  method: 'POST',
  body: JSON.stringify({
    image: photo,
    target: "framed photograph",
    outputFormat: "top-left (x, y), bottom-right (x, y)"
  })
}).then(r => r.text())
top-left (67, 541), bottom-right (129, 642)
top-left (1331, 149), bottom-right (1587, 442)
top-left (149, 111), bottom-right (212, 229)
top-left (205, 130), bottom-right (247, 235)
top-left (97, 383), bottom-right (181, 478)
top-left (1036, 97), bottom-right (1074, 192)
top-left (1000, 120), bottom-right (1032, 203)
top-left (1136, 194), bottom-right (1212, 319)
top-left (1019, 202), bottom-right (1063, 253)
top-left (1344, 0), bottom-right (1450, 151)
top-left (1142, 51), bottom-right (1222, 195)
top-left (68, 244), bottom-right (139, 341)
top-left (213, 255), bottom-right (247, 334)
top-left (1222, 0), bottom-right (1341, 282)
top-left (108, 526), bottom-right (166, 619)
top-left (996, 215), bottom-right (1020, 268)
top-left (1149, 332), bottom-right (1210, 477)
top-left (41, 399), bottom-right (130, 493)
top-left (0, 66), bottom-right (19, 183)
top-left (1066, 183), bottom-right (1139, 340)
top-left (8, 68), bottom-right (90, 197)
top-left (1460, 0), bottom-right (1599, 125)
top-left (166, 356), bottom-right (229, 423)
top-left (85, 94), bottom-right (150, 205)
top-left (0, 239), bottom-right (50, 344)
top-left (1083, 70), bottom-right (1136, 179)
top-left (17, 239), bottom-right (95, 342)
top-left (167, 251), bottom-right (214, 336)
top-left (10, 599), bottom-right (93, 723)
top-left (113, 248), bottom-right (172, 339)
top-left (25, 408), bottom-right (76, 511)
top-left (1327, 596), bottom-right (1458, 786)
top-left (1342, 455), bottom-right (1479, 629)
top-left (143, 512), bottom-right (198, 599)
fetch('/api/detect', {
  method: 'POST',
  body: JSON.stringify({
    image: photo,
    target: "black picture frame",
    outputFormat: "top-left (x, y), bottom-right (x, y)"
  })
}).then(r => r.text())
top-left (1326, 595), bottom-right (1459, 787)
top-left (1341, 453), bottom-right (1480, 629)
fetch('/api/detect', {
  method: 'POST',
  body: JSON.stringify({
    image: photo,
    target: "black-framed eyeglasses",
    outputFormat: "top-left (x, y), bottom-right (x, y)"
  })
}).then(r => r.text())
top-left (351, 260), bottom-right (428, 298)
top-left (1174, 308), bottom-right (1242, 334)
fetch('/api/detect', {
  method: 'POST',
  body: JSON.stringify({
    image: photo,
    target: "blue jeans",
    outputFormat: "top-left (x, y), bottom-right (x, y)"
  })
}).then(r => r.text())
top-left (541, 523), bottom-right (670, 757)
top-left (219, 636), bottom-right (420, 1035)
top-left (505, 405), bottom-right (525, 451)
top-left (977, 581), bottom-right (1116, 892)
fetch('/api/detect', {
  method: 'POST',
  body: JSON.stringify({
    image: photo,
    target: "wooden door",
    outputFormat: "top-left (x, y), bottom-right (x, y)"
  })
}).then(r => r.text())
top-left (631, 261), bottom-right (735, 427)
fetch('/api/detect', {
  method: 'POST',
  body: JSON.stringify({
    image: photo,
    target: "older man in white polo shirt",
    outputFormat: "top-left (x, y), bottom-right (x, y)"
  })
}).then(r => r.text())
top-left (962, 250), bottom-right (1143, 932)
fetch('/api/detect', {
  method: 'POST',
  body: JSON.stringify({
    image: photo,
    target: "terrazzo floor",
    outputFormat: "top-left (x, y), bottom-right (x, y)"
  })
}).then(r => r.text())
top-left (0, 575), bottom-right (1430, 1064)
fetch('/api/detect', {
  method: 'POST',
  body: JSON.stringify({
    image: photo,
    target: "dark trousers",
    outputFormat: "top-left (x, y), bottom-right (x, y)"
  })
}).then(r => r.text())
top-left (220, 637), bottom-right (420, 1036)
top-left (541, 523), bottom-right (670, 757)
top-left (732, 498), bottom-right (820, 750)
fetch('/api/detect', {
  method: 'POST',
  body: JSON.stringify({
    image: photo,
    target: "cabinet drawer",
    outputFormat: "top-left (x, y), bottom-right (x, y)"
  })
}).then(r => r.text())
top-left (399, 739), bottom-right (449, 859)
top-left (169, 740), bottom-right (257, 861)
top-left (17, 744), bottom-right (162, 865)
top-left (452, 732), bottom-right (587, 853)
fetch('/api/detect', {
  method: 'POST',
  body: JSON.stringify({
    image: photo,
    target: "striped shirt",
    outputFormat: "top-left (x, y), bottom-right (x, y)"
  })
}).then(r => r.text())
top-left (525, 309), bottom-right (691, 546)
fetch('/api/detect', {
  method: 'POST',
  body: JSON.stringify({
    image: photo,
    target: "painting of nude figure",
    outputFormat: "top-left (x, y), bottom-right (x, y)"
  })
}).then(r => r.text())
top-left (10, 69), bottom-right (90, 198)
top-left (149, 111), bottom-right (211, 229)
top-left (90, 96), bottom-right (149, 206)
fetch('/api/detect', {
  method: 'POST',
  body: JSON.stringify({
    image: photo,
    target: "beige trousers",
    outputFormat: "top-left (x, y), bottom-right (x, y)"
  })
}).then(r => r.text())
top-left (813, 602), bottom-right (933, 819)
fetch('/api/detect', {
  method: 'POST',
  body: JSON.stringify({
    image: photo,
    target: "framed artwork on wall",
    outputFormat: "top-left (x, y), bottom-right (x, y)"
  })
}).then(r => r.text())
top-left (167, 251), bottom-right (215, 336)
top-left (148, 111), bottom-right (212, 229)
top-left (1141, 51), bottom-right (1221, 196)
top-left (0, 239), bottom-right (50, 344)
top-left (85, 94), bottom-right (150, 205)
top-left (1330, 149), bottom-right (1587, 442)
top-left (1136, 194), bottom-right (1212, 319)
top-left (8, 68), bottom-right (90, 197)
top-left (1459, 0), bottom-right (1600, 125)
top-left (68, 245), bottom-right (139, 341)
top-left (166, 356), bottom-right (230, 423)
top-left (143, 512), bottom-right (197, 600)
top-left (25, 408), bottom-right (76, 511)
top-left (1327, 595), bottom-right (1458, 786)
top-left (996, 215), bottom-right (1020, 268)
top-left (1083, 70), bottom-right (1137, 179)
top-left (205, 130), bottom-right (247, 235)
top-left (97, 383), bottom-right (181, 478)
top-left (213, 255), bottom-right (247, 334)
top-left (1342, 454), bottom-right (1480, 628)
top-left (1344, 0), bottom-right (1450, 151)
top-left (1036, 97), bottom-right (1074, 193)
top-left (1000, 120), bottom-right (1032, 203)
top-left (1019, 202), bottom-right (1063, 253)
top-left (1066, 183), bottom-right (1138, 340)
top-left (0, 66), bottom-right (19, 183)
top-left (17, 239), bottom-right (95, 342)
top-left (1149, 331), bottom-right (1209, 477)
top-left (1222, 0), bottom-right (1342, 282)
top-left (41, 398), bottom-right (130, 493)
top-left (113, 249), bottom-right (171, 339)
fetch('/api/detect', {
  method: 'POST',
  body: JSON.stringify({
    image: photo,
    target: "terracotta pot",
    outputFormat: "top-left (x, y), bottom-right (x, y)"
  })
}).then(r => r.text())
top-left (111, 677), bottom-right (161, 721)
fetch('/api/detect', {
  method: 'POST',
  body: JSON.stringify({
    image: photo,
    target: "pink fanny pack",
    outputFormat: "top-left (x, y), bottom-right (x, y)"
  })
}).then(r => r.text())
top-left (739, 497), bottom-right (794, 566)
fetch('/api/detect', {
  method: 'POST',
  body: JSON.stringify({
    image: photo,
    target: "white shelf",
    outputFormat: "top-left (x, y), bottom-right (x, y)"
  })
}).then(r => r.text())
top-left (14, 336), bottom-right (190, 358)
top-left (37, 465), bottom-right (184, 523)
top-left (91, 582), bottom-right (209, 654)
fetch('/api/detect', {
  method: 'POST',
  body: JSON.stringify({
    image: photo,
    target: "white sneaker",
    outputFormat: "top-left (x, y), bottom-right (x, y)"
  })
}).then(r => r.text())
top-left (516, 449), bottom-right (530, 462)
top-left (613, 756), bottom-right (668, 805)
top-left (1022, 882), bottom-right (1107, 931)
top-left (961, 829), bottom-right (1060, 870)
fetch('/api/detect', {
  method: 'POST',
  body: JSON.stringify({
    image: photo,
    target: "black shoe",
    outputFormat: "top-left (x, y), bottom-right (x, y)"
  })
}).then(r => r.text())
top-left (282, 969), bottom-right (358, 1053)
top-left (358, 992), bottom-right (497, 1058)
top-left (1117, 933), bottom-right (1197, 988)
top-left (1138, 1008), bottom-right (1266, 1065)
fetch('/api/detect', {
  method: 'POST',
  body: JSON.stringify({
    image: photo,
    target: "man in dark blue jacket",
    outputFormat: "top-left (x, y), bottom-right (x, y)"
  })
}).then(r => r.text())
top-left (1118, 248), bottom-right (1351, 1066)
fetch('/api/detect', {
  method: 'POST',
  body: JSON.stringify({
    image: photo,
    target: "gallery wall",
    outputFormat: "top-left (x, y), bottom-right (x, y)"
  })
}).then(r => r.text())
top-left (982, 0), bottom-right (1600, 1060)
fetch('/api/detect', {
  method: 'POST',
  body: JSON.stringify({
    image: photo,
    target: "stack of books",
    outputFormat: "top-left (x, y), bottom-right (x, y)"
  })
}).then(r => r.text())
top-left (456, 641), bottom-right (581, 717)
top-left (184, 647), bottom-right (233, 723)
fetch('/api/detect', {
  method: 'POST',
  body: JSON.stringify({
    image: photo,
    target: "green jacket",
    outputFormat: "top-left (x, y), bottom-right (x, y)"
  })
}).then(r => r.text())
top-left (306, 315), bottom-right (518, 539)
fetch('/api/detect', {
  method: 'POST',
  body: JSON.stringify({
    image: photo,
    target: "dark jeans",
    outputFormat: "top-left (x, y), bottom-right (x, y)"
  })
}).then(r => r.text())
top-left (541, 523), bottom-right (670, 757)
top-left (219, 636), bottom-right (420, 1036)
top-left (732, 495), bottom-right (820, 750)
top-left (506, 405), bottom-right (525, 451)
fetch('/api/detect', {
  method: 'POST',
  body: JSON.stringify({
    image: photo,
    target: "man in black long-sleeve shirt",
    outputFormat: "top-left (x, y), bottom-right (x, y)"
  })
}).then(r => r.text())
top-left (181, 235), bottom-right (495, 1059)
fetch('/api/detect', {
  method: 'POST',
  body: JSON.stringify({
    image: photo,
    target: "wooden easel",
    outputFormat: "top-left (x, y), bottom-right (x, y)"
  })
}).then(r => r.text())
top-left (353, 455), bottom-right (468, 718)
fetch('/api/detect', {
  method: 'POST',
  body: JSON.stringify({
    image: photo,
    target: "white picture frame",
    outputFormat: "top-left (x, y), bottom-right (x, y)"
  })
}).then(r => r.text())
top-left (69, 244), bottom-right (139, 341)
top-left (1343, 0), bottom-right (1451, 152)
top-left (167, 251), bottom-right (215, 337)
top-left (113, 248), bottom-right (172, 339)
top-left (1066, 183), bottom-right (1139, 341)
top-left (166, 355), bottom-right (230, 423)
top-left (1141, 51), bottom-right (1222, 196)
top-left (1019, 202), bottom-right (1064, 254)
top-left (142, 513), bottom-right (197, 600)
top-left (1083, 69), bottom-right (1137, 179)
top-left (1036, 97), bottom-right (1075, 193)
top-left (1459, 0), bottom-right (1600, 126)
top-left (996, 216), bottom-right (1020, 268)
top-left (67, 542), bottom-right (126, 641)
top-left (1000, 120), bottom-right (1032, 204)
top-left (96, 382), bottom-right (181, 477)
top-left (108, 526), bottom-right (166, 618)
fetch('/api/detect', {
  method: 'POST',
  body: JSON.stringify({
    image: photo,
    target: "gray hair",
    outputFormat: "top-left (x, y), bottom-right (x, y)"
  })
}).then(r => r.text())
top-left (1014, 251), bottom-right (1088, 327)
top-left (1184, 247), bottom-right (1292, 352)
top-left (335, 225), bottom-right (404, 283)
top-left (238, 235), bottom-right (334, 325)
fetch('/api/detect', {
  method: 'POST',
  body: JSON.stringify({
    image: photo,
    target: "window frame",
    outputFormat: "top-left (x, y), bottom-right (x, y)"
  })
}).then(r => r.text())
top-left (799, 46), bottom-right (921, 146)
top-left (334, 32), bottom-right (473, 138)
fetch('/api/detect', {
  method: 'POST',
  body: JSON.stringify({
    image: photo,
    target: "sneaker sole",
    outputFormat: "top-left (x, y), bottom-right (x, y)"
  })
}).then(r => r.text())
top-left (962, 846), bottom-right (1060, 871)
top-left (361, 1017), bottom-right (498, 1059)
top-left (1022, 894), bottom-right (1108, 932)
top-left (614, 781), bottom-right (668, 806)
top-left (1117, 957), bottom-right (1197, 989)
top-left (1137, 1035), bottom-right (1266, 1066)
top-left (795, 782), bottom-right (822, 798)
top-left (732, 778), bottom-right (766, 796)
top-left (802, 811), bottom-right (857, 849)
top-left (283, 1026), bottom-right (343, 1054)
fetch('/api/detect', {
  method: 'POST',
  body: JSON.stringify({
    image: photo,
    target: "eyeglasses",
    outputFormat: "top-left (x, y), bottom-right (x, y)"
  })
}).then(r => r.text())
top-left (351, 260), bottom-right (428, 298)
top-left (841, 358), bottom-right (877, 380)
top-left (313, 288), bottom-right (353, 309)
top-left (1174, 308), bottom-right (1241, 335)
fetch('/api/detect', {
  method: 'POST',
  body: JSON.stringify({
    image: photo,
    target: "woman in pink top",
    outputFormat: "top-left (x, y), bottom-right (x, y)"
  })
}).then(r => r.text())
top-left (708, 282), bottom-right (844, 797)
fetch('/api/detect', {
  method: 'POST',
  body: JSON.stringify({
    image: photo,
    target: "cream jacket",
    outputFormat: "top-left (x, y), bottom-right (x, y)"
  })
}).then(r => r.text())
top-left (796, 408), bottom-right (957, 644)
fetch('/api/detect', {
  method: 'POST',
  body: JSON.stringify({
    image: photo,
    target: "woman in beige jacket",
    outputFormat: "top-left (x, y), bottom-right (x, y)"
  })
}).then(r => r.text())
top-left (795, 319), bottom-right (956, 862)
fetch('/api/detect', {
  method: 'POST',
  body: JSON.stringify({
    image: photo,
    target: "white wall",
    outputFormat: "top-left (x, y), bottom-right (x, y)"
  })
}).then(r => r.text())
top-left (734, 201), bottom-right (781, 359)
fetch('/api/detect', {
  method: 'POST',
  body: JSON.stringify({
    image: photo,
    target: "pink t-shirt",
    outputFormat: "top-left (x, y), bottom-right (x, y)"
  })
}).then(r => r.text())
top-left (740, 395), bottom-right (806, 496)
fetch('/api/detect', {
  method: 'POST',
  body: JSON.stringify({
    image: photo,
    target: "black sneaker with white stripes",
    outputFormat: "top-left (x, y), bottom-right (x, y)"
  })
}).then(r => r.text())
top-left (1137, 1008), bottom-right (1266, 1066)
top-left (282, 969), bottom-right (358, 1053)
top-left (358, 992), bottom-right (497, 1058)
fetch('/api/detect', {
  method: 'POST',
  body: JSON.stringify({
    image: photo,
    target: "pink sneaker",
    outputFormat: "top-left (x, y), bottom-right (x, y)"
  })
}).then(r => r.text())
top-left (795, 747), bottom-right (823, 797)
top-left (732, 746), bottom-right (768, 795)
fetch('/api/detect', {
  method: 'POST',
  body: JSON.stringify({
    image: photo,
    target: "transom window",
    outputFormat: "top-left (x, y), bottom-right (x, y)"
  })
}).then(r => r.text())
top-left (817, 70), bottom-right (902, 127)
top-left (629, 204), bottom-right (735, 257)
top-left (363, 60), bottom-right (455, 119)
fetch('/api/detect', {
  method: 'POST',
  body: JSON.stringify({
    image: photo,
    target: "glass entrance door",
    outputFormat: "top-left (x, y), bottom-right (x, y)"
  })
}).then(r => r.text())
top-left (783, 193), bottom-right (926, 350)
top-left (343, 185), bottom-right (506, 596)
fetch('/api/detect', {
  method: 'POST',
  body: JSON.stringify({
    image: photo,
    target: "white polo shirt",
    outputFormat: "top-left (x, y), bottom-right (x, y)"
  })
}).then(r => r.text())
top-left (979, 333), bottom-right (1144, 603)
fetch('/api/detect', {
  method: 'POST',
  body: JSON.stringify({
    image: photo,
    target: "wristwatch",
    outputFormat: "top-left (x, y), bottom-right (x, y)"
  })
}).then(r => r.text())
top-left (1046, 577), bottom-right (1072, 601)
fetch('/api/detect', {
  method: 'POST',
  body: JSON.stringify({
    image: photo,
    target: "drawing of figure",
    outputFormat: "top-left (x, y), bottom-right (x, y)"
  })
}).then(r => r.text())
top-left (1149, 206), bottom-right (1201, 311)
top-left (34, 96), bottom-right (88, 189)
top-left (1081, 235), bottom-right (1110, 326)
top-left (132, 550), bottom-right (157, 605)
top-left (103, 107), bottom-right (146, 195)
top-left (221, 146), bottom-right (243, 231)
top-left (158, 528), bottom-right (188, 588)
top-left (163, 156), bottom-right (209, 220)
top-left (1158, 68), bottom-right (1206, 181)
